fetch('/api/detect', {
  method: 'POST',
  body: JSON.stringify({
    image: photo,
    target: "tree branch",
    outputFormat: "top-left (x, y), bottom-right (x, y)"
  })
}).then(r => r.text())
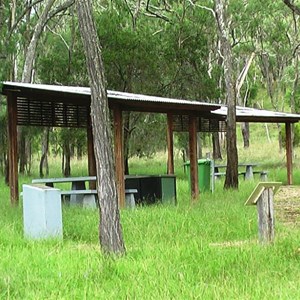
top-left (47, 0), bottom-right (75, 21)
top-left (145, 0), bottom-right (170, 22)
top-left (9, 0), bottom-right (44, 36)
top-left (283, 0), bottom-right (300, 16)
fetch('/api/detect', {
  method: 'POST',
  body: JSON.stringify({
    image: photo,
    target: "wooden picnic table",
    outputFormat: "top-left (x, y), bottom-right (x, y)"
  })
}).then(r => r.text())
top-left (214, 163), bottom-right (259, 180)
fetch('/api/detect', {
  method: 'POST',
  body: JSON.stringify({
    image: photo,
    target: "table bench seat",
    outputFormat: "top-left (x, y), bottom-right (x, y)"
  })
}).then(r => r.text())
top-left (61, 189), bottom-right (98, 208)
top-left (214, 172), bottom-right (246, 179)
top-left (60, 189), bottom-right (138, 208)
top-left (253, 171), bottom-right (268, 180)
top-left (214, 171), bottom-right (268, 180)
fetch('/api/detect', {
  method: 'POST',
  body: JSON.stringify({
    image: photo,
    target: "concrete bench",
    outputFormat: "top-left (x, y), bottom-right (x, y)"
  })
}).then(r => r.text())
top-left (61, 189), bottom-right (138, 209)
top-left (253, 171), bottom-right (268, 181)
top-left (214, 172), bottom-right (246, 180)
top-left (61, 189), bottom-right (98, 208)
top-left (125, 189), bottom-right (138, 208)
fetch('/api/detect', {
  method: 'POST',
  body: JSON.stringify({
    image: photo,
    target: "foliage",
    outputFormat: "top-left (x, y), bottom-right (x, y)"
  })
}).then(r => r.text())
top-left (2, 0), bottom-right (300, 175)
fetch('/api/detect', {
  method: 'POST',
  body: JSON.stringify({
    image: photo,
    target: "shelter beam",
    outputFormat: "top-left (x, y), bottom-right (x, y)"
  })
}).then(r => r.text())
top-left (167, 113), bottom-right (174, 174)
top-left (7, 92), bottom-right (19, 205)
top-left (189, 115), bottom-right (199, 201)
top-left (113, 106), bottom-right (125, 208)
top-left (285, 122), bottom-right (293, 185)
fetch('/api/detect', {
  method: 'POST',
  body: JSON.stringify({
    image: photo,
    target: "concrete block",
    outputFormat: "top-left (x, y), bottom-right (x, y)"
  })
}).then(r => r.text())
top-left (23, 184), bottom-right (63, 240)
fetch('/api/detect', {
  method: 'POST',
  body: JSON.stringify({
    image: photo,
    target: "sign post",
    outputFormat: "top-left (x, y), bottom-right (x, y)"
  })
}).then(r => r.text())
top-left (245, 182), bottom-right (281, 244)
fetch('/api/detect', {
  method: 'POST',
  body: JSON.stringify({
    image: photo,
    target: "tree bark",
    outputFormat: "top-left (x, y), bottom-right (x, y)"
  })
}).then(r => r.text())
top-left (212, 132), bottom-right (222, 160)
top-left (39, 127), bottom-right (50, 177)
top-left (283, 0), bottom-right (300, 16)
top-left (76, 0), bottom-right (125, 255)
top-left (22, 0), bottom-right (56, 82)
top-left (63, 140), bottom-right (71, 177)
top-left (215, 0), bottom-right (238, 189)
top-left (241, 122), bottom-right (250, 148)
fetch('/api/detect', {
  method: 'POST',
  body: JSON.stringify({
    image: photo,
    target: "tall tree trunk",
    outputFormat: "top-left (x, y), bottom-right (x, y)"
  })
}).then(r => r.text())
top-left (277, 123), bottom-right (283, 153)
top-left (18, 130), bottom-right (27, 174)
top-left (5, 157), bottom-right (9, 185)
top-left (39, 127), bottom-right (50, 177)
top-left (241, 122), bottom-right (250, 148)
top-left (76, 0), bottom-right (125, 255)
top-left (63, 141), bottom-right (71, 177)
top-left (197, 133), bottom-right (203, 159)
top-left (22, 0), bottom-right (56, 83)
top-left (25, 137), bottom-right (32, 174)
top-left (215, 0), bottom-right (238, 189)
top-left (212, 132), bottom-right (222, 160)
top-left (19, 0), bottom-right (56, 174)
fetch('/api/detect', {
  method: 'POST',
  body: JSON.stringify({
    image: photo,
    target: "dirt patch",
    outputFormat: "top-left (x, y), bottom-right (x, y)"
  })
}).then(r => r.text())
top-left (275, 186), bottom-right (300, 225)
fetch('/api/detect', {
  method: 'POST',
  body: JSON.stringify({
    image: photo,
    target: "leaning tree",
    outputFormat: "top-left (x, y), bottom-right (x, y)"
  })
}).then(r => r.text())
top-left (75, 0), bottom-right (125, 255)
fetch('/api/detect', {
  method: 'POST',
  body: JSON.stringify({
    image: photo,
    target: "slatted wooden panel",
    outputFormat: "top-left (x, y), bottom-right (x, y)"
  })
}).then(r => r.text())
top-left (17, 98), bottom-right (89, 128)
top-left (173, 115), bottom-right (226, 132)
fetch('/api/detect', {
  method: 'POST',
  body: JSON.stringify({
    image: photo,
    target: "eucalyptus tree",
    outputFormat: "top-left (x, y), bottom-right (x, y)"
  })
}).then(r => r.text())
top-left (76, 0), bottom-right (125, 255)
top-left (214, 0), bottom-right (238, 189)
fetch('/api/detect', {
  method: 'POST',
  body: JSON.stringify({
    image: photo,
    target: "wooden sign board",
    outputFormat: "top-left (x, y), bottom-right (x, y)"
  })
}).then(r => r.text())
top-left (245, 182), bottom-right (281, 206)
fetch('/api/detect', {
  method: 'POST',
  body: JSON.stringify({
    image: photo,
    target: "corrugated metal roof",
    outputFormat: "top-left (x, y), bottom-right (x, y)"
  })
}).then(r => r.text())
top-left (2, 81), bottom-right (220, 109)
top-left (2, 82), bottom-right (300, 123)
top-left (212, 105), bottom-right (300, 123)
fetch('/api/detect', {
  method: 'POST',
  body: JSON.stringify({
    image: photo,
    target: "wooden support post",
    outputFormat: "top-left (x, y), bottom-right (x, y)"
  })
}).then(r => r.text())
top-left (256, 187), bottom-right (275, 244)
top-left (189, 115), bottom-right (199, 201)
top-left (87, 113), bottom-right (97, 189)
top-left (7, 92), bottom-right (19, 205)
top-left (285, 122), bottom-right (293, 185)
top-left (113, 106), bottom-right (125, 208)
top-left (167, 113), bottom-right (174, 174)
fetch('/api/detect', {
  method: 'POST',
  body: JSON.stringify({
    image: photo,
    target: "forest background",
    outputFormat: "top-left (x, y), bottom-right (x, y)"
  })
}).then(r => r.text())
top-left (0, 0), bottom-right (300, 178)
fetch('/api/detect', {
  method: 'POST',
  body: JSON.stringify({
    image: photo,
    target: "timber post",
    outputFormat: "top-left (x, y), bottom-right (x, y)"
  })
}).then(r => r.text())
top-left (87, 112), bottom-right (96, 189)
top-left (167, 113), bottom-right (174, 174)
top-left (188, 115), bottom-right (199, 202)
top-left (7, 92), bottom-right (19, 206)
top-left (256, 188), bottom-right (275, 244)
top-left (285, 122), bottom-right (293, 185)
top-left (245, 182), bottom-right (281, 244)
top-left (113, 105), bottom-right (125, 208)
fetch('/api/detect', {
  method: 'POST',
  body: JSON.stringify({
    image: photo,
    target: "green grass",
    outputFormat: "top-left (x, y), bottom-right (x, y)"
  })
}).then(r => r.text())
top-left (2, 135), bottom-right (300, 299)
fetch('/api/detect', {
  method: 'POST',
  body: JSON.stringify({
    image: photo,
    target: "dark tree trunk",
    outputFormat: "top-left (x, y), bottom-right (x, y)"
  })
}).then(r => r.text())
top-left (63, 141), bottom-right (71, 177)
top-left (277, 123), bottom-right (283, 153)
top-left (76, 0), bottom-right (125, 255)
top-left (241, 122), bottom-right (250, 148)
top-left (212, 132), bottom-right (222, 160)
top-left (25, 137), bottom-right (32, 174)
top-left (61, 147), bottom-right (65, 175)
top-left (39, 127), bottom-right (50, 178)
top-left (5, 156), bottom-right (9, 185)
top-left (19, 132), bottom-right (27, 174)
top-left (77, 143), bottom-right (83, 160)
top-left (215, 0), bottom-right (238, 189)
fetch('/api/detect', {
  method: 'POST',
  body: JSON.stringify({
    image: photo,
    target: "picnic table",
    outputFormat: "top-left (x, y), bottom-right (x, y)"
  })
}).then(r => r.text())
top-left (31, 176), bottom-right (138, 208)
top-left (32, 176), bottom-right (97, 206)
top-left (214, 163), bottom-right (261, 180)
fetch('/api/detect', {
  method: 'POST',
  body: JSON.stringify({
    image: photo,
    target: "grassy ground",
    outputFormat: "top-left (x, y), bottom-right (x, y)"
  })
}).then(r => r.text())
top-left (1, 127), bottom-right (300, 299)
